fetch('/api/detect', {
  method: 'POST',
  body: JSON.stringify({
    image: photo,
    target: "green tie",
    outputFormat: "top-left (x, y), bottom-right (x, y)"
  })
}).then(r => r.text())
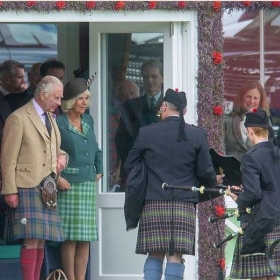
top-left (150, 97), bottom-right (157, 112)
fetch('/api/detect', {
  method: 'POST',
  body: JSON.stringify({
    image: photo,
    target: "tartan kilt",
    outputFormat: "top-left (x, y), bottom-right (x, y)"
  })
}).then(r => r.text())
top-left (57, 180), bottom-right (98, 241)
top-left (230, 222), bottom-right (280, 279)
top-left (13, 186), bottom-right (64, 242)
top-left (136, 200), bottom-right (195, 255)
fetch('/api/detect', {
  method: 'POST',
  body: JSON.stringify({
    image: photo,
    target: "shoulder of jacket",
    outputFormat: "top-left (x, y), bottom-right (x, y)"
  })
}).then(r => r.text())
top-left (190, 124), bottom-right (207, 133)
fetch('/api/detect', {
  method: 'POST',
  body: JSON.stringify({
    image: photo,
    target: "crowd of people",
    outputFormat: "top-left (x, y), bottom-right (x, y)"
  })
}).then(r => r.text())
top-left (0, 56), bottom-right (280, 280)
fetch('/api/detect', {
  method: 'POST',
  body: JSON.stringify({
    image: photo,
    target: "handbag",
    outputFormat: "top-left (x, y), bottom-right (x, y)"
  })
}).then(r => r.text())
top-left (46, 269), bottom-right (68, 280)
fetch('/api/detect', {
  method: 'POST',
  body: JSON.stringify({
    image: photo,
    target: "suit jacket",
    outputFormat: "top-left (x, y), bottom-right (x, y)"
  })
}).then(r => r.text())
top-left (115, 93), bottom-right (163, 177)
top-left (224, 114), bottom-right (252, 161)
top-left (236, 141), bottom-right (280, 224)
top-left (56, 113), bottom-right (103, 183)
top-left (1, 100), bottom-right (62, 194)
top-left (0, 98), bottom-right (11, 144)
top-left (124, 116), bottom-right (217, 202)
top-left (3, 90), bottom-right (32, 112)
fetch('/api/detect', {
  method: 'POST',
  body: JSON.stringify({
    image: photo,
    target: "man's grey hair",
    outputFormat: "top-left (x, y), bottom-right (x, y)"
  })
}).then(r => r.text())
top-left (165, 101), bottom-right (179, 111)
top-left (0, 60), bottom-right (24, 79)
top-left (34, 75), bottom-right (62, 97)
top-left (141, 59), bottom-right (163, 77)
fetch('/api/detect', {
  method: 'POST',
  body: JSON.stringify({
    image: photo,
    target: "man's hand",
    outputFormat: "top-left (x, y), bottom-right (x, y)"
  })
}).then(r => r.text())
top-left (227, 185), bottom-right (239, 202)
top-left (57, 154), bottom-right (68, 173)
top-left (216, 174), bottom-right (225, 185)
top-left (5, 194), bottom-right (19, 208)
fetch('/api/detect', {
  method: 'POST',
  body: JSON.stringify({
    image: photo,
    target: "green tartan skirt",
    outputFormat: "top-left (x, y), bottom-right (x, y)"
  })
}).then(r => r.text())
top-left (230, 222), bottom-right (280, 279)
top-left (136, 200), bottom-right (196, 255)
top-left (58, 180), bottom-right (98, 241)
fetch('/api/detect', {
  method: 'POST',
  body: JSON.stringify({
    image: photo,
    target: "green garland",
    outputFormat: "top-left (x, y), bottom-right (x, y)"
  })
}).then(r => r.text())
top-left (1, 1), bottom-right (276, 279)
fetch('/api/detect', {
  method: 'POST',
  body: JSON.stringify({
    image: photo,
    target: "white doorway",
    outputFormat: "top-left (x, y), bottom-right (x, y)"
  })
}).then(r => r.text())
top-left (89, 18), bottom-right (198, 280)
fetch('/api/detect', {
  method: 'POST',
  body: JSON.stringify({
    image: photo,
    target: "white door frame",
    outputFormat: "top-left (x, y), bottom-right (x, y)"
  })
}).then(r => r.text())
top-left (89, 16), bottom-right (198, 280)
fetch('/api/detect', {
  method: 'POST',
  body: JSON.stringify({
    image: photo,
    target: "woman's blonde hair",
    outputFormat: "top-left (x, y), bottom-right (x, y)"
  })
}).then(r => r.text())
top-left (61, 90), bottom-right (90, 113)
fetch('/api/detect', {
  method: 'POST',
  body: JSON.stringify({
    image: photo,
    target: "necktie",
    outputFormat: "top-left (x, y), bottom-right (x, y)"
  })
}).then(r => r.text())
top-left (150, 97), bottom-right (157, 112)
top-left (43, 112), bottom-right (52, 136)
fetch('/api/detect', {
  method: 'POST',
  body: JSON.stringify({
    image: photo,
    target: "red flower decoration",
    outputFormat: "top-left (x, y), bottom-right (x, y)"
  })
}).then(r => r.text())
top-left (213, 1), bottom-right (221, 11)
top-left (114, 1), bottom-right (125, 10)
top-left (253, 108), bottom-right (257, 112)
top-left (213, 106), bottom-right (223, 116)
top-left (215, 205), bottom-right (226, 217)
top-left (148, 1), bottom-right (157, 9)
top-left (26, 1), bottom-right (36, 7)
top-left (243, 1), bottom-right (252, 6)
top-left (0, 2), bottom-right (3, 7)
top-left (86, 1), bottom-right (96, 10)
top-left (218, 258), bottom-right (226, 269)
top-left (271, 1), bottom-right (280, 7)
top-left (56, 1), bottom-right (65, 10)
top-left (178, 1), bottom-right (187, 9)
top-left (175, 88), bottom-right (179, 92)
top-left (212, 51), bottom-right (222, 64)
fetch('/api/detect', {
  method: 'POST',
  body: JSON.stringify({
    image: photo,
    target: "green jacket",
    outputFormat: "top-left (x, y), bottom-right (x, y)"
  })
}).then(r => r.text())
top-left (56, 113), bottom-right (103, 183)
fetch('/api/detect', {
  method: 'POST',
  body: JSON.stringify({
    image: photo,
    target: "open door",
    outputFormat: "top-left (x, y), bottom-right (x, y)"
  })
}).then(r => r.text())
top-left (89, 18), bottom-right (197, 279)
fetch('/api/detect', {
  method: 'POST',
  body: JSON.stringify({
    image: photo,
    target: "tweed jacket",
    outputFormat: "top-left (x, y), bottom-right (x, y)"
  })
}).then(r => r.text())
top-left (224, 114), bottom-right (252, 162)
top-left (124, 116), bottom-right (217, 203)
top-left (1, 100), bottom-right (62, 194)
top-left (56, 113), bottom-right (103, 183)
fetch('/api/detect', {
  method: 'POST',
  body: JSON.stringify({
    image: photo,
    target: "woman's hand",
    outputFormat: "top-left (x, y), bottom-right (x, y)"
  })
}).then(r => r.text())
top-left (57, 177), bottom-right (71, 191)
top-left (96, 174), bottom-right (103, 182)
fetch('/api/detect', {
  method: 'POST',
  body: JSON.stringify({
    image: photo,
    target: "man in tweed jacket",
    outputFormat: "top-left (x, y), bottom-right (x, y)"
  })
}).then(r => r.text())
top-left (1, 76), bottom-right (68, 280)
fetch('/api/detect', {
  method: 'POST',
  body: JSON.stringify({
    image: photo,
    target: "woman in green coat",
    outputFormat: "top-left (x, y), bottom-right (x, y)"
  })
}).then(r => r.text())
top-left (56, 78), bottom-right (103, 280)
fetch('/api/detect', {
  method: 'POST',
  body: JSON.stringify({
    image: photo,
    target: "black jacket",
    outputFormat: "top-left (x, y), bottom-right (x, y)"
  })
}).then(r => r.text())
top-left (124, 116), bottom-right (217, 203)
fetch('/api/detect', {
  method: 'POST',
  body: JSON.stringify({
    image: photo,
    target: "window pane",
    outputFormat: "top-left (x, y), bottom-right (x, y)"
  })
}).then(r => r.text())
top-left (106, 33), bottom-right (163, 192)
top-left (223, 10), bottom-right (260, 114)
top-left (263, 11), bottom-right (280, 137)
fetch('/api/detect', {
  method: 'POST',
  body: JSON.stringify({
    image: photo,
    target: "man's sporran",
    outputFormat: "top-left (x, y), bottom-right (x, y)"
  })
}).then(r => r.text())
top-left (41, 175), bottom-right (57, 209)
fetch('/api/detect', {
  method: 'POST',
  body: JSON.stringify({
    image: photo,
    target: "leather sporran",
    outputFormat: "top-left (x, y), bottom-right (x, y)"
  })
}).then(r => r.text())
top-left (41, 175), bottom-right (57, 209)
top-left (46, 269), bottom-right (68, 280)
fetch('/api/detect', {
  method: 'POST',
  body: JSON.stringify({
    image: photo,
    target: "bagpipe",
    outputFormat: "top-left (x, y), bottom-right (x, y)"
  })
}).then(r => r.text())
top-left (163, 149), bottom-right (280, 277)
top-left (162, 182), bottom-right (248, 249)
top-left (162, 148), bottom-right (246, 249)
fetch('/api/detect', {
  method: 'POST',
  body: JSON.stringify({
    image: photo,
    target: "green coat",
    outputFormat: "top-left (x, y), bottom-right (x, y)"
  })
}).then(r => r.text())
top-left (56, 113), bottom-right (103, 183)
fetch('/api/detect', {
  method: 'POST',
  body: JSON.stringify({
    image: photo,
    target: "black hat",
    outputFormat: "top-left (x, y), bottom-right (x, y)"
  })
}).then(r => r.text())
top-left (244, 109), bottom-right (270, 129)
top-left (244, 108), bottom-right (275, 139)
top-left (163, 88), bottom-right (187, 141)
top-left (163, 88), bottom-right (187, 109)
top-left (63, 78), bottom-right (88, 100)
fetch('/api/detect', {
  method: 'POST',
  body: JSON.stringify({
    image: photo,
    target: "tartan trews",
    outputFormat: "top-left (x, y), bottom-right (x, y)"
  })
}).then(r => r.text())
top-left (14, 186), bottom-right (64, 242)
top-left (58, 180), bottom-right (98, 241)
top-left (136, 200), bottom-right (196, 255)
top-left (230, 222), bottom-right (280, 279)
